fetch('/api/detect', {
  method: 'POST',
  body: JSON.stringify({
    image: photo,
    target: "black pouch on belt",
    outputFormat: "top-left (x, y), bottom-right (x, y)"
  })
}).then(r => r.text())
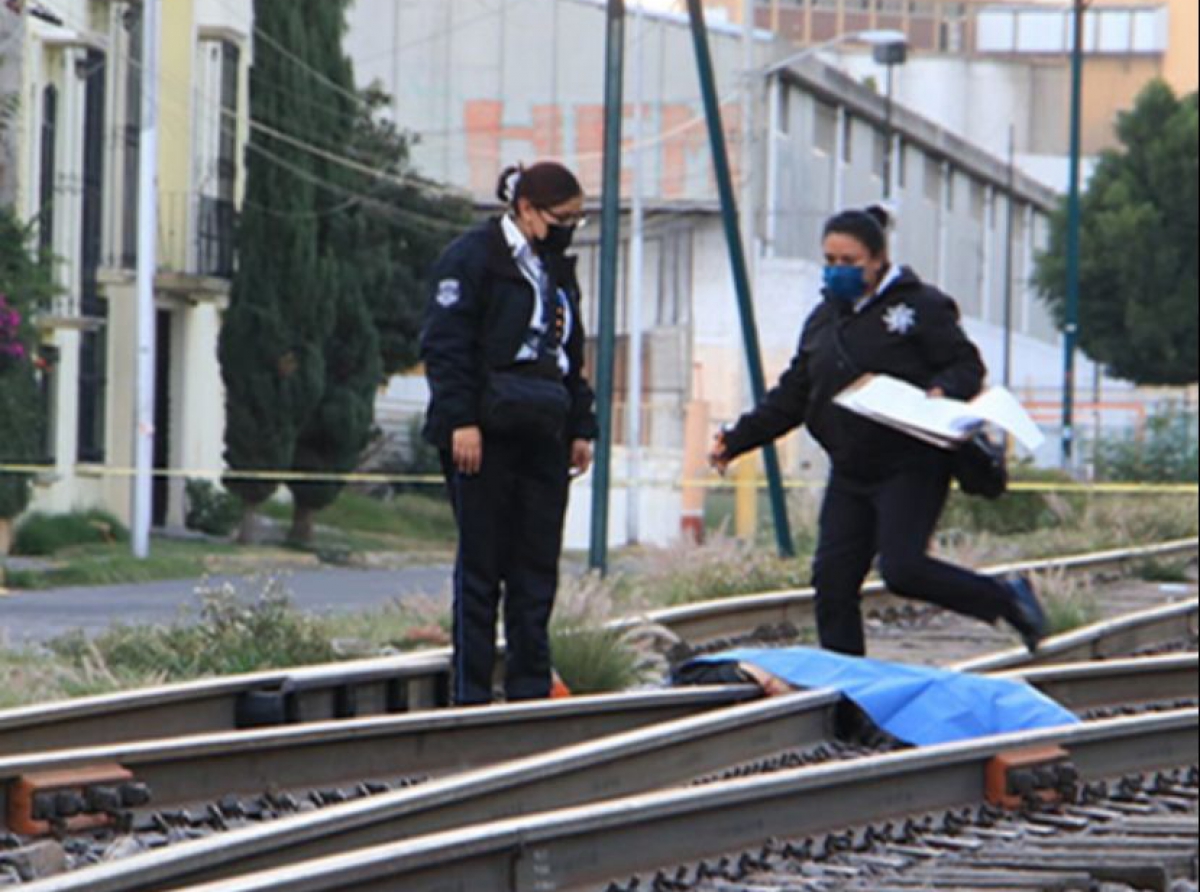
top-left (481, 364), bottom-right (570, 440)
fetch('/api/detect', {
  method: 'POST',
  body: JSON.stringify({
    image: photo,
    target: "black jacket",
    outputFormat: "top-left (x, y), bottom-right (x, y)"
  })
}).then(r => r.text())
top-left (723, 266), bottom-right (987, 479)
top-left (420, 218), bottom-right (599, 449)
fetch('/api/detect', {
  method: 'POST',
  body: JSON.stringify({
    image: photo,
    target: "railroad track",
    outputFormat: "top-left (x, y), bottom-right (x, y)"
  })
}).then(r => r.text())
top-left (2, 538), bottom-right (1195, 757)
top-left (79, 709), bottom-right (1197, 892)
top-left (10, 654), bottom-right (1196, 889)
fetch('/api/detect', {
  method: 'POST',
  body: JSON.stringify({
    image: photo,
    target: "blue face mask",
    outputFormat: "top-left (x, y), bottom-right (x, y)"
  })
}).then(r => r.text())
top-left (823, 265), bottom-right (869, 303)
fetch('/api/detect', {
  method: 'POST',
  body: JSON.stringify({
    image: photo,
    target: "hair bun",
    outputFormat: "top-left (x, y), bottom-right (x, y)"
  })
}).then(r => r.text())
top-left (496, 164), bottom-right (523, 204)
top-left (864, 203), bottom-right (893, 231)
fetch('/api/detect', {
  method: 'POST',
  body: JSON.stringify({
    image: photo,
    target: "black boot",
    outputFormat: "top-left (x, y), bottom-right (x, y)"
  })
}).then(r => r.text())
top-left (1004, 575), bottom-right (1048, 652)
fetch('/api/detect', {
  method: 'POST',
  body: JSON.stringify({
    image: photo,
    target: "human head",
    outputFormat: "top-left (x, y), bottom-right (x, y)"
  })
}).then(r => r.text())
top-left (821, 205), bottom-right (892, 301)
top-left (497, 162), bottom-right (586, 255)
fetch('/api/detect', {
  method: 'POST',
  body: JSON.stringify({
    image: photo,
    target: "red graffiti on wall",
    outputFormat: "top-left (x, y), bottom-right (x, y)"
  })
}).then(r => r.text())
top-left (464, 100), bottom-right (742, 201)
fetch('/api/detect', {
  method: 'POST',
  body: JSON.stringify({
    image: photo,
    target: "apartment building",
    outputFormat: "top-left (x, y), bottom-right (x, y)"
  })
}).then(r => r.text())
top-left (4, 0), bottom-right (251, 527)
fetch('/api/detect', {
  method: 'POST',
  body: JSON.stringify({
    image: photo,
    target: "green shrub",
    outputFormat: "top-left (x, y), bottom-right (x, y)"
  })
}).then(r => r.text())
top-left (14, 509), bottom-right (129, 556)
top-left (1093, 407), bottom-right (1200, 484)
top-left (47, 577), bottom-right (336, 680)
top-left (941, 465), bottom-right (1084, 537)
top-left (185, 479), bottom-right (243, 537)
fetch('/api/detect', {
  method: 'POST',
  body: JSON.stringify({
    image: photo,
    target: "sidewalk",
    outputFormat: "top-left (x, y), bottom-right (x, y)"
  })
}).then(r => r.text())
top-left (0, 565), bottom-right (453, 646)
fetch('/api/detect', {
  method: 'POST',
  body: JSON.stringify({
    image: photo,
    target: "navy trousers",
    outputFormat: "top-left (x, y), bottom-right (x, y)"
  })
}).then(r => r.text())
top-left (441, 433), bottom-right (570, 705)
top-left (811, 450), bottom-right (1016, 656)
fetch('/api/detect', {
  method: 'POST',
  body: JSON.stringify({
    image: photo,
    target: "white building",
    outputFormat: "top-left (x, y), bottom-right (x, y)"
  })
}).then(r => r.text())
top-left (4, 0), bottom-right (252, 528)
top-left (347, 0), bottom-right (1126, 548)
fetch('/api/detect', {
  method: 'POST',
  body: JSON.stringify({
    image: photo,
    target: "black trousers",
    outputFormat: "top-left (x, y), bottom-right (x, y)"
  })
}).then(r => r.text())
top-left (811, 451), bottom-right (1015, 656)
top-left (441, 433), bottom-right (570, 705)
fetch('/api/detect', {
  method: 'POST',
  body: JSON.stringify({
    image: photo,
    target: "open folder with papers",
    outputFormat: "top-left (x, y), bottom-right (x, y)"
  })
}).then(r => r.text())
top-left (834, 374), bottom-right (1045, 452)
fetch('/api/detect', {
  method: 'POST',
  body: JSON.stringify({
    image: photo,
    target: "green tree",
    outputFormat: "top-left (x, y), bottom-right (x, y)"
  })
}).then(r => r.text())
top-left (0, 209), bottom-right (53, 522)
top-left (219, 0), bottom-right (331, 542)
top-left (223, 1), bottom-right (471, 545)
top-left (1035, 81), bottom-right (1199, 386)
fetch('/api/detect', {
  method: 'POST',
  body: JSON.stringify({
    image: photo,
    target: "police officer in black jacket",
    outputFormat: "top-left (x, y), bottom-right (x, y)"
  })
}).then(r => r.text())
top-left (422, 162), bottom-right (598, 705)
top-left (711, 206), bottom-right (1047, 656)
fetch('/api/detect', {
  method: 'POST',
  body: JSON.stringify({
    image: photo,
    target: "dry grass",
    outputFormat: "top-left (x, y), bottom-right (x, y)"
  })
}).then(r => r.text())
top-left (1027, 567), bottom-right (1103, 635)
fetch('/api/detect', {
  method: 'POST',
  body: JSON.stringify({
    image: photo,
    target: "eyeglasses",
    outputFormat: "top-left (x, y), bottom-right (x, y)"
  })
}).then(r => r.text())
top-left (539, 207), bottom-right (589, 229)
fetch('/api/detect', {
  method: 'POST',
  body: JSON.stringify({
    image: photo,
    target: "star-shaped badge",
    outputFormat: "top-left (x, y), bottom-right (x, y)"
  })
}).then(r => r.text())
top-left (883, 303), bottom-right (917, 336)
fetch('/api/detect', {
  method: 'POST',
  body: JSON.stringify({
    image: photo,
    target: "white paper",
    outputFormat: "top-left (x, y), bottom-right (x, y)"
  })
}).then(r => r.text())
top-left (835, 375), bottom-right (1046, 452)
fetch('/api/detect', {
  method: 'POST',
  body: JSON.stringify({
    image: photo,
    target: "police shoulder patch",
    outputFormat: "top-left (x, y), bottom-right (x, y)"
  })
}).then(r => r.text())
top-left (436, 279), bottom-right (462, 308)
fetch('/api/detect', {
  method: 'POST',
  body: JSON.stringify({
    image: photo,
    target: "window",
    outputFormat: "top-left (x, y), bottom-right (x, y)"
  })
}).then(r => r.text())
top-left (969, 179), bottom-right (985, 223)
top-left (945, 167), bottom-right (956, 211)
top-left (841, 113), bottom-right (854, 165)
top-left (924, 156), bottom-right (941, 205)
top-left (78, 50), bottom-right (108, 463)
top-left (78, 325), bottom-right (108, 463)
top-left (121, 4), bottom-right (142, 268)
top-left (896, 139), bottom-right (908, 189)
top-left (813, 100), bottom-right (837, 156)
top-left (38, 86), bottom-right (57, 256)
top-left (197, 40), bottom-right (240, 278)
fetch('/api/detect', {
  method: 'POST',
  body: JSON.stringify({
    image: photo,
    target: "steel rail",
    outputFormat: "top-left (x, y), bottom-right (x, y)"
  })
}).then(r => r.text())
top-left (149, 710), bottom-right (1200, 892)
top-left (0, 652), bottom-right (453, 758)
top-left (994, 653), bottom-right (1198, 711)
top-left (2, 654), bottom-right (1191, 830)
top-left (632, 537), bottom-right (1199, 645)
top-left (957, 598), bottom-right (1200, 673)
top-left (2, 539), bottom-right (1194, 756)
top-left (18, 656), bottom-right (1197, 891)
top-left (24, 690), bottom-right (844, 892)
top-left (0, 686), bottom-right (759, 831)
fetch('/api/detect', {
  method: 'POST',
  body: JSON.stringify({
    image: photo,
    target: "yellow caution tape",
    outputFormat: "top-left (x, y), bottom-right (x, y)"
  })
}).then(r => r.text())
top-left (0, 462), bottom-right (1196, 495)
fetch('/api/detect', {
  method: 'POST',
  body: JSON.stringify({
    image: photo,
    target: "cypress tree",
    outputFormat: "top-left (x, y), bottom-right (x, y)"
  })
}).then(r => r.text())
top-left (219, 0), bottom-right (331, 542)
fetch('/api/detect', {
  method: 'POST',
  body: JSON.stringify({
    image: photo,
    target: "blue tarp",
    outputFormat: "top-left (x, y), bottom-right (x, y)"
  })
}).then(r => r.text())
top-left (689, 647), bottom-right (1079, 747)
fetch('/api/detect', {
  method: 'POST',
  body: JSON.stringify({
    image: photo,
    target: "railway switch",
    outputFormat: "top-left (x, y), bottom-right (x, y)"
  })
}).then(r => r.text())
top-left (985, 746), bottom-right (1076, 809)
top-left (8, 765), bottom-right (136, 836)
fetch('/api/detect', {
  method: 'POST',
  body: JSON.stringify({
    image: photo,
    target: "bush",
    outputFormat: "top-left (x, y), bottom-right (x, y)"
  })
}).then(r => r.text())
top-left (14, 509), bottom-right (129, 556)
top-left (941, 465), bottom-right (1083, 537)
top-left (47, 577), bottom-right (336, 680)
top-left (1093, 407), bottom-right (1200, 484)
top-left (185, 479), bottom-right (243, 537)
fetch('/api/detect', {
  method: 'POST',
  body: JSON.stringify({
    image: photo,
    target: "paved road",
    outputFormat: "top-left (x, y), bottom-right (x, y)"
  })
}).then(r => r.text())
top-left (0, 565), bottom-right (454, 646)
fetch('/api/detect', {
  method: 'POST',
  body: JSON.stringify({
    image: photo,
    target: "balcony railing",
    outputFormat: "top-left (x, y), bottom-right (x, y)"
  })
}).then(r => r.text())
top-left (158, 191), bottom-right (237, 280)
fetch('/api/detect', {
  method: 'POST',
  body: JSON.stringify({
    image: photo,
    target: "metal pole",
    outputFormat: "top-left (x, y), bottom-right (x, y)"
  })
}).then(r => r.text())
top-left (883, 62), bottom-right (894, 199)
top-left (1062, 0), bottom-right (1086, 467)
top-left (1002, 124), bottom-right (1016, 390)
top-left (626, 0), bottom-right (646, 546)
top-left (132, 0), bottom-right (161, 559)
top-left (685, 0), bottom-right (795, 558)
top-left (589, 0), bottom-right (626, 574)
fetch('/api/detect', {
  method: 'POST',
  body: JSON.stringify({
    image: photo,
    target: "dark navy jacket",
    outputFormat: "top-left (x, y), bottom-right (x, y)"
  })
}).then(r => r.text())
top-left (420, 218), bottom-right (599, 449)
top-left (723, 266), bottom-right (987, 479)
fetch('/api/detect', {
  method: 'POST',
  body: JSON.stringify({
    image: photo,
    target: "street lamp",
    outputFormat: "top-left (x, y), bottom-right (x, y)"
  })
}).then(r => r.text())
top-left (763, 29), bottom-right (908, 256)
top-left (873, 38), bottom-right (908, 199)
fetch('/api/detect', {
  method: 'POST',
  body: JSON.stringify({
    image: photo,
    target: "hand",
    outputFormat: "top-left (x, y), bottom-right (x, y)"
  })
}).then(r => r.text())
top-left (708, 431), bottom-right (732, 475)
top-left (570, 439), bottom-right (593, 477)
top-left (928, 387), bottom-right (946, 399)
top-left (740, 663), bottom-right (794, 697)
top-left (452, 426), bottom-right (484, 475)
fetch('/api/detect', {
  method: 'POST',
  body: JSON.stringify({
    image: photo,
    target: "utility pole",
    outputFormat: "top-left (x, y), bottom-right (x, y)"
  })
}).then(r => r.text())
top-left (132, 0), bottom-right (161, 559)
top-left (627, 0), bottom-right (646, 546)
top-left (589, 0), bottom-right (626, 574)
top-left (686, 0), bottom-right (794, 558)
top-left (1003, 124), bottom-right (1016, 390)
top-left (1062, 0), bottom-right (1087, 467)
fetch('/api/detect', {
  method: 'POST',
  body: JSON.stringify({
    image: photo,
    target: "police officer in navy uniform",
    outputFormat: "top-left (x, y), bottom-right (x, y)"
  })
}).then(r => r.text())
top-left (421, 162), bottom-right (597, 706)
top-left (710, 206), bottom-right (1048, 657)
